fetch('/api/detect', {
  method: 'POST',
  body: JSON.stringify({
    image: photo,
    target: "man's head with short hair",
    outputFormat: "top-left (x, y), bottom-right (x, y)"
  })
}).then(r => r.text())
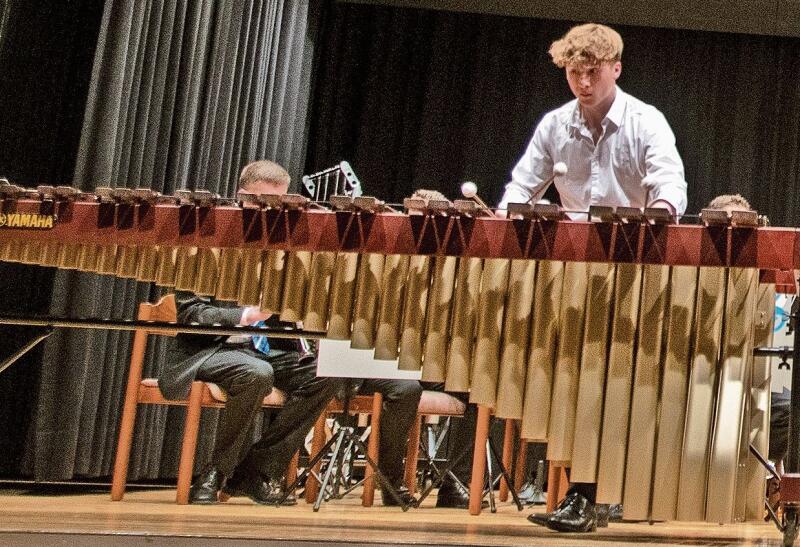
top-left (551, 24), bottom-right (623, 114)
top-left (707, 194), bottom-right (752, 213)
top-left (411, 188), bottom-right (448, 203)
top-left (238, 160), bottom-right (290, 196)
top-left (549, 23), bottom-right (623, 68)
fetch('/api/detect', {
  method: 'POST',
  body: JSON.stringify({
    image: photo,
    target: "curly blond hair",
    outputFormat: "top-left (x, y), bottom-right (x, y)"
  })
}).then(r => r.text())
top-left (549, 23), bottom-right (623, 68)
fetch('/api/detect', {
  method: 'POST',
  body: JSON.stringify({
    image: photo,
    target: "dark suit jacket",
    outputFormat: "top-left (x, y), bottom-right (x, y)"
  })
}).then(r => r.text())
top-left (158, 292), bottom-right (243, 400)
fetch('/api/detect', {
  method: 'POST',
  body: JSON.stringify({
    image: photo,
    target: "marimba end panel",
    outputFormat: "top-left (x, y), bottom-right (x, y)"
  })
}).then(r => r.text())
top-left (570, 262), bottom-right (614, 483)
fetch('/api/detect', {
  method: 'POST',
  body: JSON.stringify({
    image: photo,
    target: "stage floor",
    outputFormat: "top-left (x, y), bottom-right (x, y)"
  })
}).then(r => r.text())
top-left (0, 483), bottom-right (786, 546)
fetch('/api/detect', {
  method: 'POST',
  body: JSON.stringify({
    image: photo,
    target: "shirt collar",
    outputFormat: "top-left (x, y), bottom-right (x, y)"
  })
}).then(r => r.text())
top-left (604, 86), bottom-right (626, 128)
top-left (567, 86), bottom-right (627, 131)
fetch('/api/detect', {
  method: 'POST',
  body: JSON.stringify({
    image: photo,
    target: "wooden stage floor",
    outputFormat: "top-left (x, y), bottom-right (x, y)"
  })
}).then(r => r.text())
top-left (0, 482), bottom-right (786, 546)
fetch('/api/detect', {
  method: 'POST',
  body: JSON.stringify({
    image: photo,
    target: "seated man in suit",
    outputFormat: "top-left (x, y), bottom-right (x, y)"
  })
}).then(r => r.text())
top-left (159, 159), bottom-right (341, 504)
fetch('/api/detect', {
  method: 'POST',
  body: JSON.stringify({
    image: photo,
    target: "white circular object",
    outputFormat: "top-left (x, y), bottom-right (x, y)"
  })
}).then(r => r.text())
top-left (553, 162), bottom-right (568, 176)
top-left (461, 181), bottom-right (478, 198)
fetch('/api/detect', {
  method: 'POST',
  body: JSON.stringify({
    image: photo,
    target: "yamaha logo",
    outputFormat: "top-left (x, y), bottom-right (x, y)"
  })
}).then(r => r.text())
top-left (0, 212), bottom-right (55, 229)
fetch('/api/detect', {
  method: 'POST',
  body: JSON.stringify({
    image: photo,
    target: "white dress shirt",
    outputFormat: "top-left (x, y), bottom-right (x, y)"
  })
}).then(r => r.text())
top-left (499, 87), bottom-right (687, 216)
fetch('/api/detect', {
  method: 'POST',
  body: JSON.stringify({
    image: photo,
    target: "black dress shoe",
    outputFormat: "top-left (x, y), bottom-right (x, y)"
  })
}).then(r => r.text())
top-left (189, 465), bottom-right (224, 504)
top-left (527, 511), bottom-right (551, 526)
top-left (543, 492), bottom-right (597, 533)
top-left (435, 483), bottom-right (489, 509)
top-left (381, 485), bottom-right (416, 507)
top-left (221, 470), bottom-right (297, 506)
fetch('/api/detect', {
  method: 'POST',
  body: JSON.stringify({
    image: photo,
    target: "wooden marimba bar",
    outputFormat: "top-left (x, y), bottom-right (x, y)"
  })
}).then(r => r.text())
top-left (0, 185), bottom-right (795, 523)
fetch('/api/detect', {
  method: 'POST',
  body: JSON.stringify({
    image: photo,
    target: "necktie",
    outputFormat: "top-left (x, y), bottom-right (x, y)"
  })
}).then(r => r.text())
top-left (251, 320), bottom-right (270, 355)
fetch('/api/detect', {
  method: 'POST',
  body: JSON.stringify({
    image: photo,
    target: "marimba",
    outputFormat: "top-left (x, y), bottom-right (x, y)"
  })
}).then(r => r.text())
top-left (0, 184), bottom-right (794, 524)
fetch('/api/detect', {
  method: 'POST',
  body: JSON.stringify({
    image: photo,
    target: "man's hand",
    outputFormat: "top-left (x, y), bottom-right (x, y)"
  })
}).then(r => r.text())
top-left (240, 306), bottom-right (272, 325)
top-left (649, 199), bottom-right (676, 216)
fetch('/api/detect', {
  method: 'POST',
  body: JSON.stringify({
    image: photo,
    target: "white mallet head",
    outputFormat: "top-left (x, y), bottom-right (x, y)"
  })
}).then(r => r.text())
top-left (461, 181), bottom-right (478, 198)
top-left (553, 162), bottom-right (568, 176)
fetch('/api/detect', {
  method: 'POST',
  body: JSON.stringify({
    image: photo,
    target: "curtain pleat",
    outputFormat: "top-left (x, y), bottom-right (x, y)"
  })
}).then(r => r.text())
top-left (23, 0), bottom-right (317, 480)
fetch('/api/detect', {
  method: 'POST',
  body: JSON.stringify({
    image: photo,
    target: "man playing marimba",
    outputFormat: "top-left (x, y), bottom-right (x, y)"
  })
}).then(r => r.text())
top-left (498, 23), bottom-right (688, 532)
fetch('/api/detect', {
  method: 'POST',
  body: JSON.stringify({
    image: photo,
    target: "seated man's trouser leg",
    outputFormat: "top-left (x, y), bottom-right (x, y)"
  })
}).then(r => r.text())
top-left (195, 346), bottom-right (275, 477)
top-left (240, 350), bottom-right (340, 480)
top-left (359, 379), bottom-right (423, 486)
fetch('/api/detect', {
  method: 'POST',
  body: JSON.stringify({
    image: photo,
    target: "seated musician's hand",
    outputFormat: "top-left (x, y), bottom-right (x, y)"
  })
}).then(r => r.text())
top-left (240, 306), bottom-right (272, 325)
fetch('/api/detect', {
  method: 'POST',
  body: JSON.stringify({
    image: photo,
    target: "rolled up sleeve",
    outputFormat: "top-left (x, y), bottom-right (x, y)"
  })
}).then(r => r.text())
top-left (641, 111), bottom-right (688, 216)
top-left (499, 118), bottom-right (554, 209)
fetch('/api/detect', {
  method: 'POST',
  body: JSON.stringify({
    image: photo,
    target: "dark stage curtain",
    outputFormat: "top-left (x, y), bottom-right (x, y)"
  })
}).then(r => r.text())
top-left (0, 1), bottom-right (105, 477)
top-left (22, 0), bottom-right (319, 481)
top-left (306, 5), bottom-right (800, 227)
